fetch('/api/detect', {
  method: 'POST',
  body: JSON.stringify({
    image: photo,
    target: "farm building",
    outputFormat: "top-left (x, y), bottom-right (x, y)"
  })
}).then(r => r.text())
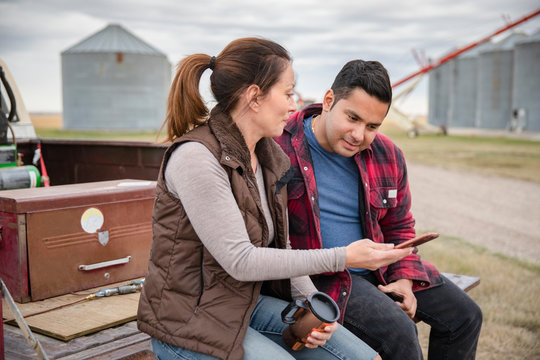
top-left (61, 24), bottom-right (171, 130)
top-left (476, 31), bottom-right (527, 129)
top-left (428, 30), bottom-right (539, 132)
top-left (512, 29), bottom-right (540, 131)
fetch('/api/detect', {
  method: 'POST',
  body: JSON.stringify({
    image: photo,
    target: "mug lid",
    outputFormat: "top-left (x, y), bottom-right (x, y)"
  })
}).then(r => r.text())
top-left (307, 291), bottom-right (340, 323)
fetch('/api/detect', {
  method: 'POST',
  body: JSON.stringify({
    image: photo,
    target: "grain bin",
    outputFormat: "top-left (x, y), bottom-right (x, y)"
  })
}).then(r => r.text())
top-left (512, 29), bottom-right (540, 131)
top-left (428, 52), bottom-right (453, 127)
top-left (450, 41), bottom-right (493, 128)
top-left (61, 24), bottom-right (171, 130)
top-left (476, 31), bottom-right (527, 129)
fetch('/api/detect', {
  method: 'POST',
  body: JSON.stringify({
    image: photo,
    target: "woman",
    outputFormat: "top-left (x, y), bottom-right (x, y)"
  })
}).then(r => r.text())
top-left (137, 37), bottom-right (412, 360)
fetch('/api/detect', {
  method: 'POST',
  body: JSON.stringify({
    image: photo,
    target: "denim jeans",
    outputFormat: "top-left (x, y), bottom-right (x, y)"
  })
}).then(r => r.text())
top-left (152, 294), bottom-right (377, 360)
top-left (343, 273), bottom-right (482, 360)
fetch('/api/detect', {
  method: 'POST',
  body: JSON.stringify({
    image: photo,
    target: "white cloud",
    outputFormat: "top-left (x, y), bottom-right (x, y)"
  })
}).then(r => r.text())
top-left (1, 0), bottom-right (539, 113)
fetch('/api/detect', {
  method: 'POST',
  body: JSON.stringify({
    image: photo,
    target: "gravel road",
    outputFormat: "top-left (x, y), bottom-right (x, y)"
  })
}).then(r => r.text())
top-left (407, 162), bottom-right (540, 265)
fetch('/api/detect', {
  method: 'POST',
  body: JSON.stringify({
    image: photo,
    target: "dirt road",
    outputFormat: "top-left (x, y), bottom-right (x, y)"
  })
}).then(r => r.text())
top-left (407, 162), bottom-right (540, 265)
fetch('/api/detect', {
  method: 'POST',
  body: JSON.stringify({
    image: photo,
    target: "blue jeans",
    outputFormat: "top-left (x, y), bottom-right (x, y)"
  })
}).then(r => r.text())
top-left (343, 273), bottom-right (482, 360)
top-left (152, 295), bottom-right (377, 360)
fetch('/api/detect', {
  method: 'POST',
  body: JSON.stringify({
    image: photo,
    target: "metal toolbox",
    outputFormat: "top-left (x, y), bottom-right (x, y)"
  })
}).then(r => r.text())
top-left (0, 179), bottom-right (156, 303)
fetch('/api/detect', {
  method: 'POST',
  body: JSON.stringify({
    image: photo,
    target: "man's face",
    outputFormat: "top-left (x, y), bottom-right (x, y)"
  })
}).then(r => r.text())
top-left (317, 88), bottom-right (389, 157)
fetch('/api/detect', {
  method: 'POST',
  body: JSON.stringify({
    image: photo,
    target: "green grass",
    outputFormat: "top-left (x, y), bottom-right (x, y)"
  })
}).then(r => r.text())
top-left (35, 128), bottom-right (165, 142)
top-left (384, 131), bottom-right (540, 184)
top-left (416, 234), bottom-right (540, 359)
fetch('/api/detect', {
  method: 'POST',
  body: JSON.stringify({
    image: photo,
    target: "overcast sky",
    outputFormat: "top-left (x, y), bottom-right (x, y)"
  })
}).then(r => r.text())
top-left (1, 0), bottom-right (539, 116)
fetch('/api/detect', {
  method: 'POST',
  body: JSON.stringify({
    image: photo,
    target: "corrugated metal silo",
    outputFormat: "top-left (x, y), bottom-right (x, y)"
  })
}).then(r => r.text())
top-left (61, 24), bottom-right (171, 130)
top-left (428, 53), bottom-right (453, 127)
top-left (476, 31), bottom-right (527, 129)
top-left (512, 29), bottom-right (540, 131)
top-left (450, 41), bottom-right (492, 128)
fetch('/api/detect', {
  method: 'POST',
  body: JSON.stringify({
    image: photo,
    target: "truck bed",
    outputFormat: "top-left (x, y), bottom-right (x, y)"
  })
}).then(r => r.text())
top-left (2, 139), bottom-right (164, 359)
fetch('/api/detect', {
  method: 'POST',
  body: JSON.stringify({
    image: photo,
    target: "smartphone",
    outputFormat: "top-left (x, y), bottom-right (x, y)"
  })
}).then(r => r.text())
top-left (395, 232), bottom-right (439, 249)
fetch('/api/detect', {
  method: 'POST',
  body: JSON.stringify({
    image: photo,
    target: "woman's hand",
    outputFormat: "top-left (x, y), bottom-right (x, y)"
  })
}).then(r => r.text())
top-left (345, 239), bottom-right (413, 270)
top-left (304, 322), bottom-right (338, 349)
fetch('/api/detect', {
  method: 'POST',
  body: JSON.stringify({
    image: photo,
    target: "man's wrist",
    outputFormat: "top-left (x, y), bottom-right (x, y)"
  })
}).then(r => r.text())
top-left (395, 278), bottom-right (414, 288)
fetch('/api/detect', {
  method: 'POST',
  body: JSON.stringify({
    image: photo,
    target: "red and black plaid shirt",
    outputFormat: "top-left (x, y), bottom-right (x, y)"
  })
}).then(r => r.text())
top-left (275, 104), bottom-right (441, 320)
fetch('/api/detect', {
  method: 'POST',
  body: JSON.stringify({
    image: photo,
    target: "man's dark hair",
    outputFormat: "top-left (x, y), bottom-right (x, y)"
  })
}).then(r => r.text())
top-left (330, 60), bottom-right (392, 110)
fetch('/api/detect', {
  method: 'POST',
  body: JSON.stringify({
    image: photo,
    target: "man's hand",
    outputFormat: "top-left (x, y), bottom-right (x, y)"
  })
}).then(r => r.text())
top-left (345, 239), bottom-right (413, 270)
top-left (378, 279), bottom-right (417, 319)
top-left (304, 322), bottom-right (338, 349)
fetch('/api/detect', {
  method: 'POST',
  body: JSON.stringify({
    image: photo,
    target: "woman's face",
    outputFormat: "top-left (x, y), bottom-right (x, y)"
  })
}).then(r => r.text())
top-left (253, 63), bottom-right (297, 138)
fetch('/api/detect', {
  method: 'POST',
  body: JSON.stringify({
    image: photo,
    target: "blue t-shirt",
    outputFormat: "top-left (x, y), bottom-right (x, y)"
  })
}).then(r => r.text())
top-left (304, 116), bottom-right (368, 273)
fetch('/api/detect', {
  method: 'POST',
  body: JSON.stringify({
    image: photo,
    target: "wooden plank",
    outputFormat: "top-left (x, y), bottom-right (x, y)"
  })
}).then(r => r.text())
top-left (3, 292), bottom-right (89, 322)
top-left (2, 280), bottom-right (141, 341)
top-left (115, 350), bottom-right (156, 360)
top-left (57, 333), bottom-right (153, 360)
top-left (3, 321), bottom-right (150, 359)
top-left (442, 272), bottom-right (481, 292)
top-left (5, 294), bottom-right (140, 341)
top-left (4, 324), bottom-right (47, 360)
top-left (2, 280), bottom-right (140, 321)
top-left (3, 273), bottom-right (480, 359)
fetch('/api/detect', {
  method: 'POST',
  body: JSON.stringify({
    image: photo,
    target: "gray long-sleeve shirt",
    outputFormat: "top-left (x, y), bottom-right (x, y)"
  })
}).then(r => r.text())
top-left (165, 142), bottom-right (348, 298)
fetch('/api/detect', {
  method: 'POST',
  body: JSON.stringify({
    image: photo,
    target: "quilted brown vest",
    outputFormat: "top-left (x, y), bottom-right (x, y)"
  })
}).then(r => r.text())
top-left (137, 111), bottom-right (292, 360)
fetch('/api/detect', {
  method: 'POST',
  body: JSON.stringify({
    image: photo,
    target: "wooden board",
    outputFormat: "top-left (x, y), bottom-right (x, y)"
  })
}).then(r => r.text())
top-left (2, 274), bottom-right (480, 358)
top-left (3, 280), bottom-right (141, 341)
top-left (442, 272), bottom-right (481, 292)
top-left (4, 321), bottom-right (154, 360)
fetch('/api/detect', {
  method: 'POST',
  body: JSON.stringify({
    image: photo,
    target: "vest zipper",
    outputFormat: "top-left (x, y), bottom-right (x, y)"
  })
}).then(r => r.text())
top-left (194, 248), bottom-right (204, 314)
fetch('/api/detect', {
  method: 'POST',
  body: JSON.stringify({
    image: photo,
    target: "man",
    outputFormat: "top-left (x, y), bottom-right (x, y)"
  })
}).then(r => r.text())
top-left (275, 60), bottom-right (482, 359)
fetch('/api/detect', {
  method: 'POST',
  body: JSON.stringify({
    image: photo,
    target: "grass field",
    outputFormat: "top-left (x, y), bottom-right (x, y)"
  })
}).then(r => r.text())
top-left (380, 132), bottom-right (540, 358)
top-left (415, 234), bottom-right (540, 359)
top-left (385, 131), bottom-right (540, 184)
top-left (30, 113), bottom-right (167, 142)
top-left (32, 121), bottom-right (540, 358)
top-left (374, 132), bottom-right (540, 358)
top-left (35, 127), bottom-right (166, 142)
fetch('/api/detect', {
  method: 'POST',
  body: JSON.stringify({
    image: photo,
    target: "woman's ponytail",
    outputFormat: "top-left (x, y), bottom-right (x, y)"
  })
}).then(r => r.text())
top-left (161, 38), bottom-right (290, 141)
top-left (164, 54), bottom-right (213, 141)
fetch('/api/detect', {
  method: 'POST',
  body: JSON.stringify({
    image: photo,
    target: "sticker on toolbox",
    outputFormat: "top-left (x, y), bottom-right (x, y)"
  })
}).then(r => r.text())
top-left (81, 207), bottom-right (104, 233)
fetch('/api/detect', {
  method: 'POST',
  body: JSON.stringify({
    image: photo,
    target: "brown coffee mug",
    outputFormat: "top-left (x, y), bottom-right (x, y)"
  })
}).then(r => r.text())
top-left (281, 291), bottom-right (340, 351)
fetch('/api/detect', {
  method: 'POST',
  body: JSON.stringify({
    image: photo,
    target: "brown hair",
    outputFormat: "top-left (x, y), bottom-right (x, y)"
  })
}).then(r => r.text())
top-left (163, 37), bottom-right (291, 141)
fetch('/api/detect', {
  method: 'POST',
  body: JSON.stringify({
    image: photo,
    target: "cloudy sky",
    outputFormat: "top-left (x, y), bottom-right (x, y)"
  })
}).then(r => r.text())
top-left (1, 0), bottom-right (539, 116)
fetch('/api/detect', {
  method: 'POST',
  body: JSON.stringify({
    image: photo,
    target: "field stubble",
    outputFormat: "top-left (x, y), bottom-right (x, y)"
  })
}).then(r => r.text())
top-left (388, 131), bottom-right (540, 184)
top-left (388, 132), bottom-right (540, 358)
top-left (415, 236), bottom-right (540, 359)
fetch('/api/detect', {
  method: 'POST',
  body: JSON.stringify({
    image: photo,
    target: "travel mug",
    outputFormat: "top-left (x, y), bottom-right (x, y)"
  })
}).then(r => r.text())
top-left (281, 291), bottom-right (340, 351)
